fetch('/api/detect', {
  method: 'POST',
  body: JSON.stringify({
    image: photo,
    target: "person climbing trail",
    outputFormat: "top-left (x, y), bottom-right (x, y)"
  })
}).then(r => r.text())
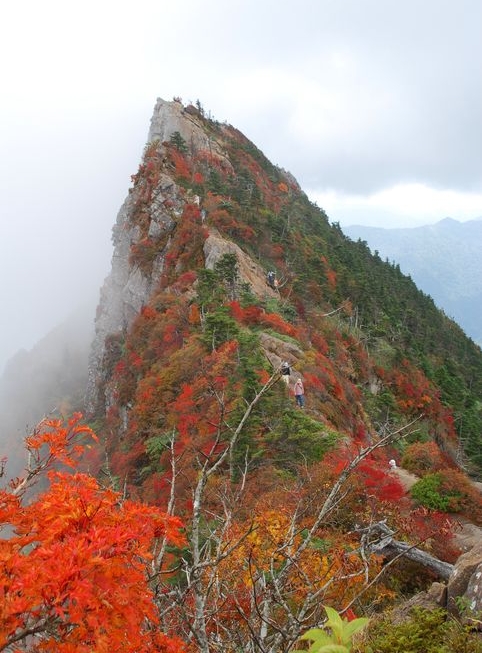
top-left (294, 378), bottom-right (305, 408)
top-left (281, 361), bottom-right (291, 385)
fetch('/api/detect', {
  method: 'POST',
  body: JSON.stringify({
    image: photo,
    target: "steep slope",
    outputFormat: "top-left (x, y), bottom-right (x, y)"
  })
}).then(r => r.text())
top-left (343, 218), bottom-right (482, 345)
top-left (83, 98), bottom-right (482, 649)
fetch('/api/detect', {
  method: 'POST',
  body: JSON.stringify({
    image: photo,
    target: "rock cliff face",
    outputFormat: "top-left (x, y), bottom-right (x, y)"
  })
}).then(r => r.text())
top-left (86, 100), bottom-right (198, 412)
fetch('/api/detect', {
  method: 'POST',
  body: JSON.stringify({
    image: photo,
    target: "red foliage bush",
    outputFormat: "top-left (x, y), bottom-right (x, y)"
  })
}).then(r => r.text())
top-left (168, 148), bottom-right (191, 179)
top-left (401, 441), bottom-right (449, 476)
top-left (259, 312), bottom-right (297, 337)
top-left (437, 468), bottom-right (482, 523)
top-left (209, 208), bottom-right (256, 242)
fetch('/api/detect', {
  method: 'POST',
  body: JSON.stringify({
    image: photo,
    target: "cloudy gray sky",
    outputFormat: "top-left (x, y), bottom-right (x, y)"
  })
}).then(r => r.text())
top-left (0, 0), bottom-right (481, 372)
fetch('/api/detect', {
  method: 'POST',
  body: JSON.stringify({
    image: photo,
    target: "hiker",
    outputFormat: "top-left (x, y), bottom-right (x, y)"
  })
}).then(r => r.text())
top-left (294, 378), bottom-right (305, 408)
top-left (281, 361), bottom-right (291, 385)
top-left (267, 271), bottom-right (276, 289)
top-left (388, 459), bottom-right (397, 471)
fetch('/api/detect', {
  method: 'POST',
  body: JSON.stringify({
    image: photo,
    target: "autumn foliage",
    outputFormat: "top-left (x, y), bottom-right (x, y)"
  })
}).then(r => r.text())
top-left (0, 414), bottom-right (185, 653)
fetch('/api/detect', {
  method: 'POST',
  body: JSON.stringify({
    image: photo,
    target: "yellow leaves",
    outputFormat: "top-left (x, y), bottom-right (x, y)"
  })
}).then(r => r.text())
top-left (245, 509), bottom-right (292, 571)
top-left (217, 504), bottom-right (389, 616)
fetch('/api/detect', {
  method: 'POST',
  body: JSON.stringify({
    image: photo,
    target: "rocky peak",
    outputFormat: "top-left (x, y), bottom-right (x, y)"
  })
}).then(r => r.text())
top-left (148, 98), bottom-right (231, 168)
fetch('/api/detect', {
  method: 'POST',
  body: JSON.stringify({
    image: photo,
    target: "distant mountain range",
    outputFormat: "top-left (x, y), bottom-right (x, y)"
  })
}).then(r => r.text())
top-left (343, 217), bottom-right (482, 345)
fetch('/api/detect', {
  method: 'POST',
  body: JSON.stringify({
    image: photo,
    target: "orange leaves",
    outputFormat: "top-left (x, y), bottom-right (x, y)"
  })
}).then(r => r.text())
top-left (324, 267), bottom-right (337, 290)
top-left (0, 416), bottom-right (186, 653)
top-left (259, 311), bottom-right (298, 337)
top-left (229, 302), bottom-right (262, 325)
top-left (165, 341), bottom-right (241, 443)
top-left (228, 301), bottom-right (300, 339)
top-left (169, 383), bottom-right (200, 440)
top-left (302, 371), bottom-right (325, 394)
top-left (209, 208), bottom-right (256, 242)
top-left (382, 360), bottom-right (458, 444)
top-left (401, 440), bottom-right (449, 475)
top-left (188, 303), bottom-right (201, 325)
top-left (245, 509), bottom-right (292, 571)
top-left (160, 203), bottom-right (207, 285)
top-left (168, 147), bottom-right (191, 179)
top-left (215, 495), bottom-right (383, 619)
top-left (22, 413), bottom-right (96, 474)
top-left (256, 368), bottom-right (271, 385)
top-left (141, 305), bottom-right (158, 320)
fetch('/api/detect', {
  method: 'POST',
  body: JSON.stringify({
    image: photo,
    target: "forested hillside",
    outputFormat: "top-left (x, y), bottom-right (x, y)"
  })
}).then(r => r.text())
top-left (344, 217), bottom-right (482, 345)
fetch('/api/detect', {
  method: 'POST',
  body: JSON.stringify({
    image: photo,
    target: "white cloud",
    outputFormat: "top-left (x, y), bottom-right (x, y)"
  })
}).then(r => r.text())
top-left (311, 184), bottom-right (482, 228)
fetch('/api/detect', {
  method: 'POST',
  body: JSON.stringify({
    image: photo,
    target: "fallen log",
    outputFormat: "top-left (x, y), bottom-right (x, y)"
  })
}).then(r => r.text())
top-left (359, 521), bottom-right (454, 581)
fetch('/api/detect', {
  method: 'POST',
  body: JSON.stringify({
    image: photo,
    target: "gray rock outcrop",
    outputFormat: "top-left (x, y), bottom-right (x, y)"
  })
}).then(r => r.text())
top-left (203, 231), bottom-right (277, 299)
top-left (447, 540), bottom-right (482, 623)
top-left (85, 189), bottom-right (174, 414)
top-left (148, 98), bottom-right (232, 169)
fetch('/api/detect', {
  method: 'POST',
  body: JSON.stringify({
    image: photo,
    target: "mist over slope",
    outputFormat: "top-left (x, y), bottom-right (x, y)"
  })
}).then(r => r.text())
top-left (0, 304), bottom-right (94, 479)
top-left (343, 217), bottom-right (482, 345)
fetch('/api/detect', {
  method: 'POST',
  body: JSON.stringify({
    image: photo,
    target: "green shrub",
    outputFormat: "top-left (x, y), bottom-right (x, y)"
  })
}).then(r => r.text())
top-left (169, 130), bottom-right (188, 153)
top-left (202, 307), bottom-right (240, 349)
top-left (410, 473), bottom-right (451, 511)
top-left (438, 468), bottom-right (482, 523)
top-left (266, 410), bottom-right (339, 467)
top-left (293, 606), bottom-right (369, 653)
top-left (355, 607), bottom-right (482, 653)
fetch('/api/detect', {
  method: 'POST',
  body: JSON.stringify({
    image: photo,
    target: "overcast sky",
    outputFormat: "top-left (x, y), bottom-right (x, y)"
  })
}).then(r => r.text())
top-left (0, 0), bottom-right (481, 372)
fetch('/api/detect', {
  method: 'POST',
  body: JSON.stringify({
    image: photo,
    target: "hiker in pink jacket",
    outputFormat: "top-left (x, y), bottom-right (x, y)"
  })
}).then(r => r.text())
top-left (294, 378), bottom-right (305, 408)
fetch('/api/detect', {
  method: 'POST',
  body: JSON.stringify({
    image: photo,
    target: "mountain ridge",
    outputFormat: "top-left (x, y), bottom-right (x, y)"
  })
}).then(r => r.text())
top-left (82, 98), bottom-right (482, 646)
top-left (88, 97), bottom-right (482, 474)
